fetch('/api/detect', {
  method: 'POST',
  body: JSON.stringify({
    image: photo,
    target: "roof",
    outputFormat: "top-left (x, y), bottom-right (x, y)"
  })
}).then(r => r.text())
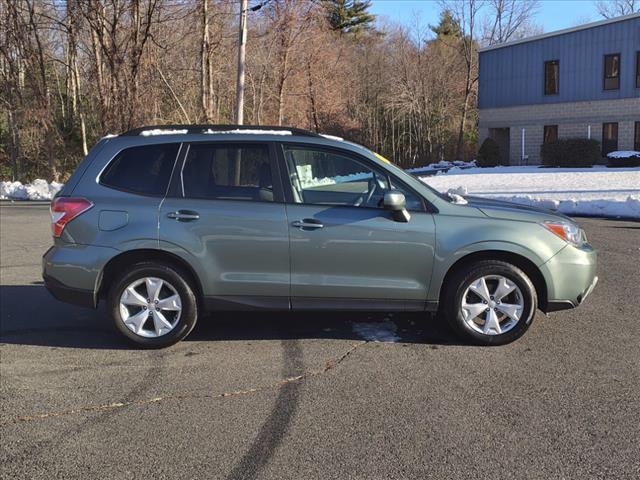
top-left (479, 12), bottom-right (640, 53)
top-left (120, 124), bottom-right (321, 137)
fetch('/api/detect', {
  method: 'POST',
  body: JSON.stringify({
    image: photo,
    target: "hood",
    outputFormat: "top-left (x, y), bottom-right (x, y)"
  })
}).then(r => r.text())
top-left (463, 195), bottom-right (573, 222)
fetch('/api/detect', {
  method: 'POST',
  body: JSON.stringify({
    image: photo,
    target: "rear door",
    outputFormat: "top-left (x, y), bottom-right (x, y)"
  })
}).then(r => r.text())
top-left (159, 141), bottom-right (290, 309)
top-left (279, 144), bottom-right (436, 310)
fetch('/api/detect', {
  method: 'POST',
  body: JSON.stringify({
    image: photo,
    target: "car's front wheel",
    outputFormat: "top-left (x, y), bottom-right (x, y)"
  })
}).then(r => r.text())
top-left (108, 262), bottom-right (198, 348)
top-left (442, 260), bottom-right (537, 345)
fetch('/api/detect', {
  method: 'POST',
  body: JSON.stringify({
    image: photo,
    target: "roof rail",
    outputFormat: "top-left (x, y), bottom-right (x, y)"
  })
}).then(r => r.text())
top-left (121, 124), bottom-right (321, 137)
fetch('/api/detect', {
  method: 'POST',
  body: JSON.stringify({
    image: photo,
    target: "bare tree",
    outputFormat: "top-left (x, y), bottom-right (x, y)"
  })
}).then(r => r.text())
top-left (0, 0), bottom-right (492, 181)
top-left (439, 0), bottom-right (483, 160)
top-left (595, 0), bottom-right (639, 18)
top-left (482, 0), bottom-right (541, 45)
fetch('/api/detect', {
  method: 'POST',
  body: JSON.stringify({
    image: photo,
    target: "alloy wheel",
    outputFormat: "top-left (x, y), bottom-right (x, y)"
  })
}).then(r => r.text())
top-left (119, 277), bottom-right (182, 338)
top-left (460, 275), bottom-right (524, 336)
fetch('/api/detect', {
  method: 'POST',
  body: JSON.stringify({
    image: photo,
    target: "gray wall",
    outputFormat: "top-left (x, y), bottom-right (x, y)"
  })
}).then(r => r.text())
top-left (479, 15), bottom-right (640, 109)
top-left (479, 98), bottom-right (640, 164)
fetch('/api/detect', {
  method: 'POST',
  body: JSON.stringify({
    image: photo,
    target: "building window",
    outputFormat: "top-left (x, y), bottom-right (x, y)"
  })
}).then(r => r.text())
top-left (544, 60), bottom-right (559, 95)
top-left (604, 54), bottom-right (620, 90)
top-left (602, 123), bottom-right (618, 155)
top-left (543, 125), bottom-right (558, 143)
top-left (635, 122), bottom-right (640, 151)
top-left (636, 52), bottom-right (640, 88)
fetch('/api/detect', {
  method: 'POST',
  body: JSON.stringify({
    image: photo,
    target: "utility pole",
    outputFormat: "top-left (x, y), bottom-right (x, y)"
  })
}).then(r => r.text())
top-left (235, 0), bottom-right (248, 125)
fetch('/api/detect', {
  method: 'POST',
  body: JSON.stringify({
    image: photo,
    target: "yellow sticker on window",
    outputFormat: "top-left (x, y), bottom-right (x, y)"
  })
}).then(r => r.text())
top-left (374, 152), bottom-right (391, 164)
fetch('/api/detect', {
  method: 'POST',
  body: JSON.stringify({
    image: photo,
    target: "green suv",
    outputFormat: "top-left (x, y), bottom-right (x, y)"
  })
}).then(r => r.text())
top-left (43, 125), bottom-right (598, 348)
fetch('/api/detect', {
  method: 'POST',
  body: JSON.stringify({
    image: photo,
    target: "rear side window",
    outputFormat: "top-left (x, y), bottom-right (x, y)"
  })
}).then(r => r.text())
top-left (100, 144), bottom-right (179, 196)
top-left (181, 143), bottom-right (273, 202)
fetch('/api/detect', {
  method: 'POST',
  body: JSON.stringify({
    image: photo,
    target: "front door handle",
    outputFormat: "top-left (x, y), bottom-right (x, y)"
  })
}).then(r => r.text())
top-left (167, 210), bottom-right (200, 221)
top-left (292, 218), bottom-right (324, 230)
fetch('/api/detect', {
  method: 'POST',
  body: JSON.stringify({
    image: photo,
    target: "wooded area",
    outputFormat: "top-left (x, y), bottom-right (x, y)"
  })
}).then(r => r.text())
top-left (1, 0), bottom-right (550, 181)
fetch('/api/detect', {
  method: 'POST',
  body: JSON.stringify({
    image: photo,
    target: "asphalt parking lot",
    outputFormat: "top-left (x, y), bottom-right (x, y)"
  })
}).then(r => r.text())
top-left (1, 202), bottom-right (639, 479)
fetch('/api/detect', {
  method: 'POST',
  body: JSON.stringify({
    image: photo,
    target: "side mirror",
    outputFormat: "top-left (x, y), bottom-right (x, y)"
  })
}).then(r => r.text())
top-left (383, 191), bottom-right (411, 222)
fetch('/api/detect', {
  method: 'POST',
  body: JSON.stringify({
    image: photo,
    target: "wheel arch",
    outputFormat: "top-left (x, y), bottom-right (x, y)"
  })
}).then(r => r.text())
top-left (437, 250), bottom-right (548, 312)
top-left (97, 249), bottom-right (203, 302)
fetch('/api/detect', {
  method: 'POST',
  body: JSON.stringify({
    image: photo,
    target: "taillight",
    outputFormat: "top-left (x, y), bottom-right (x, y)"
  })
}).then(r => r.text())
top-left (50, 197), bottom-right (93, 237)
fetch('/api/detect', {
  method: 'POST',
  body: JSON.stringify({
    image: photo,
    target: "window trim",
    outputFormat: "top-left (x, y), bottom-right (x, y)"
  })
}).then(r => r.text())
top-left (634, 122), bottom-right (640, 151)
top-left (601, 122), bottom-right (619, 156)
top-left (543, 59), bottom-right (560, 96)
top-left (277, 142), bottom-right (431, 213)
top-left (171, 140), bottom-right (285, 204)
top-left (603, 53), bottom-right (621, 91)
top-left (98, 142), bottom-right (182, 198)
top-left (636, 51), bottom-right (640, 89)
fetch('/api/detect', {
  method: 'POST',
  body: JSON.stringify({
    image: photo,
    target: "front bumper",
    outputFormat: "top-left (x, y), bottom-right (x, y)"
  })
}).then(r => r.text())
top-left (540, 243), bottom-right (598, 313)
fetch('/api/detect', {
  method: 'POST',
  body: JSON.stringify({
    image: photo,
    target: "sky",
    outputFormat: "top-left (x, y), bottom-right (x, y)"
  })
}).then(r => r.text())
top-left (370, 0), bottom-right (601, 36)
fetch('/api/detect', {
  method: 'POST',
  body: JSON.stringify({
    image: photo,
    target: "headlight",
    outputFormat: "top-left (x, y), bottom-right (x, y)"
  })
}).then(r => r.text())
top-left (541, 220), bottom-right (586, 247)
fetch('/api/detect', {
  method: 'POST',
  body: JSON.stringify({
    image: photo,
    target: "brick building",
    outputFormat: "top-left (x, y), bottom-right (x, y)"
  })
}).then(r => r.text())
top-left (478, 13), bottom-right (640, 165)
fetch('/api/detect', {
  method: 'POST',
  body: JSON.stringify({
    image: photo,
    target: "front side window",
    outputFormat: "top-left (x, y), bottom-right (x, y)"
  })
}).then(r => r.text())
top-left (604, 54), bottom-right (620, 90)
top-left (602, 123), bottom-right (618, 155)
top-left (283, 146), bottom-right (423, 211)
top-left (544, 60), bottom-right (559, 95)
top-left (181, 143), bottom-right (273, 202)
top-left (100, 143), bottom-right (179, 196)
top-left (543, 125), bottom-right (558, 143)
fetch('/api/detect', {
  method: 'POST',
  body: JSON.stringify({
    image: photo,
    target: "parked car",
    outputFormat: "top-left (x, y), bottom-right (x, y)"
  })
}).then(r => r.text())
top-left (43, 124), bottom-right (598, 348)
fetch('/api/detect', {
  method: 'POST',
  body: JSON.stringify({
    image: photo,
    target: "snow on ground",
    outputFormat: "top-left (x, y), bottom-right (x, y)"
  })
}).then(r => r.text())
top-left (607, 150), bottom-right (640, 158)
top-left (2, 164), bottom-right (639, 219)
top-left (352, 319), bottom-right (400, 343)
top-left (0, 179), bottom-right (64, 201)
top-left (421, 165), bottom-right (640, 219)
top-left (407, 160), bottom-right (476, 174)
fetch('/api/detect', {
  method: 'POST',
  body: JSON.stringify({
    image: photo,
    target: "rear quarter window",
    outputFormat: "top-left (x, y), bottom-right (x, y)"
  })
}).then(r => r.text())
top-left (100, 143), bottom-right (179, 196)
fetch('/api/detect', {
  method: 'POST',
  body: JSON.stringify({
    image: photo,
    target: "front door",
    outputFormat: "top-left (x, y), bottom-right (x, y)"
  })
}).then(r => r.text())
top-left (159, 142), bottom-right (290, 309)
top-left (280, 144), bottom-right (436, 310)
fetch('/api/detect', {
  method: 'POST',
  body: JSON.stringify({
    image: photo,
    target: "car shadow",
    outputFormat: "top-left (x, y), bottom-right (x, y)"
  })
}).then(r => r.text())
top-left (0, 284), bottom-right (463, 349)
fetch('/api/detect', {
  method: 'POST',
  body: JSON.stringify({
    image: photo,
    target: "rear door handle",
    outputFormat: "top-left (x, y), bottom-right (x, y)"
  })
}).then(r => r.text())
top-left (167, 210), bottom-right (200, 221)
top-left (292, 218), bottom-right (323, 230)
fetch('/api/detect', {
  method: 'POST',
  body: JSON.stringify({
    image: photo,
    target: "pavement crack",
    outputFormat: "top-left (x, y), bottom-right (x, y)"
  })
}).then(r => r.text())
top-left (2, 341), bottom-right (367, 426)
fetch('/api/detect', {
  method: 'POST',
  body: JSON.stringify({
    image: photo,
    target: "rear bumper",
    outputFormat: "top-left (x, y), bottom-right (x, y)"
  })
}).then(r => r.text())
top-left (43, 273), bottom-right (96, 308)
top-left (540, 243), bottom-right (598, 313)
top-left (42, 243), bottom-right (118, 309)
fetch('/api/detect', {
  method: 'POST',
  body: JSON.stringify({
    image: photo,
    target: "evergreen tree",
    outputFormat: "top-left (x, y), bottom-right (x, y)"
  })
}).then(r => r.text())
top-left (431, 10), bottom-right (462, 39)
top-left (322, 0), bottom-right (376, 35)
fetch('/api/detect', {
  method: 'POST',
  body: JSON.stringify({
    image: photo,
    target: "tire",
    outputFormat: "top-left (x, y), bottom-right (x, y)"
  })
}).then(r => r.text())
top-left (442, 260), bottom-right (537, 346)
top-left (107, 261), bottom-right (198, 348)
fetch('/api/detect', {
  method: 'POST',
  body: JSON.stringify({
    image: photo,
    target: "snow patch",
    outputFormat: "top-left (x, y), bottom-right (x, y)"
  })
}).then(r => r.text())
top-left (422, 165), bottom-right (640, 219)
top-left (296, 167), bottom-right (372, 189)
top-left (607, 150), bottom-right (640, 159)
top-left (140, 129), bottom-right (188, 136)
top-left (352, 320), bottom-right (400, 343)
top-left (407, 160), bottom-right (476, 174)
top-left (320, 134), bottom-right (344, 141)
top-left (204, 129), bottom-right (292, 135)
top-left (0, 179), bottom-right (63, 200)
top-left (446, 189), bottom-right (468, 205)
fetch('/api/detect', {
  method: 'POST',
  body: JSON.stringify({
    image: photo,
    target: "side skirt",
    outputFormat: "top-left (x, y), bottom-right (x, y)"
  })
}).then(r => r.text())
top-left (203, 295), bottom-right (438, 312)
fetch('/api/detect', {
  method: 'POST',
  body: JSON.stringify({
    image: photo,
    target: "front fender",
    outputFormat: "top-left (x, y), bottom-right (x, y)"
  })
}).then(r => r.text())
top-left (428, 214), bottom-right (566, 301)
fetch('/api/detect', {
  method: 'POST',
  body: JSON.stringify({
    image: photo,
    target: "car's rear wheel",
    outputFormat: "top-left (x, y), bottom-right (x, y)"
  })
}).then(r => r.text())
top-left (108, 262), bottom-right (198, 348)
top-left (442, 260), bottom-right (537, 345)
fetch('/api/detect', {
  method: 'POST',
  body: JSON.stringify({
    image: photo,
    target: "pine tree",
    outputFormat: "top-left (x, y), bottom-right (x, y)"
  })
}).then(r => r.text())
top-left (431, 10), bottom-right (462, 39)
top-left (322, 0), bottom-right (376, 35)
